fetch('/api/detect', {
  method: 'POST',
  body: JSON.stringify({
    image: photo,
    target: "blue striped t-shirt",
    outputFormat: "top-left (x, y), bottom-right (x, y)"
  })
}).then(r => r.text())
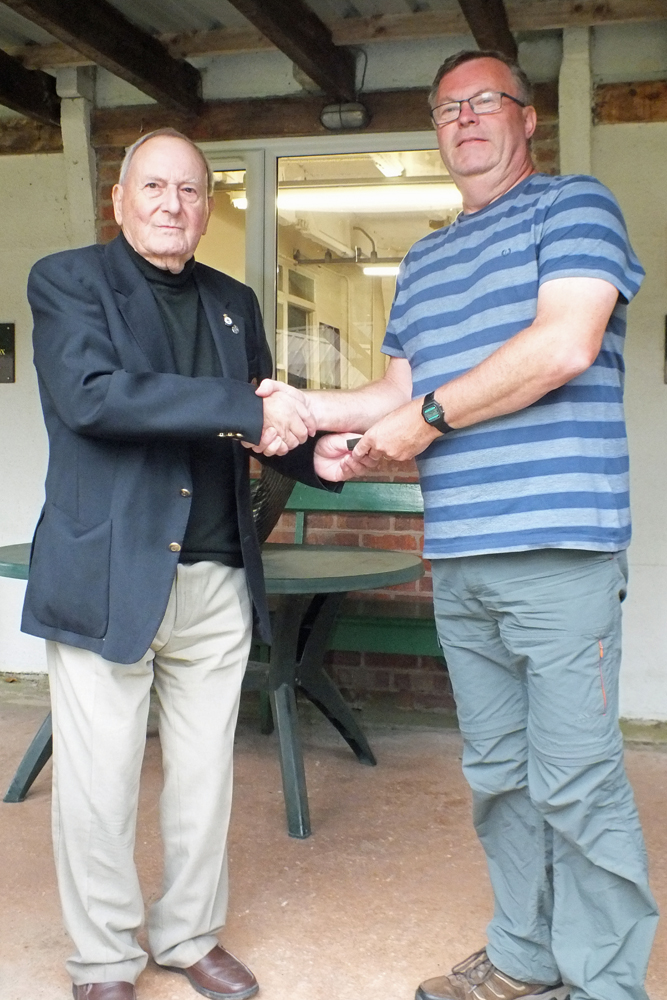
top-left (381, 173), bottom-right (644, 559)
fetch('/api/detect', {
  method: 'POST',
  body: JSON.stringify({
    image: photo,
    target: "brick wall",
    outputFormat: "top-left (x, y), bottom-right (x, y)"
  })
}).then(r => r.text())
top-left (97, 146), bottom-right (124, 244)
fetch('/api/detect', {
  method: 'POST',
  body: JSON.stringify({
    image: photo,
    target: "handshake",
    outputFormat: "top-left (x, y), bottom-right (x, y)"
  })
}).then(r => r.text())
top-left (244, 378), bottom-right (377, 483)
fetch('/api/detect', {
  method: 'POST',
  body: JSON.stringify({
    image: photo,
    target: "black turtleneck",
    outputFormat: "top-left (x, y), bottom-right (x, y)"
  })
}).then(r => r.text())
top-left (121, 234), bottom-right (242, 567)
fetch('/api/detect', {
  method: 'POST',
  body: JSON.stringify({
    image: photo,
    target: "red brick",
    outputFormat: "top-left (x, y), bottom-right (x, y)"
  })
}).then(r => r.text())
top-left (100, 202), bottom-right (119, 221)
top-left (98, 223), bottom-right (120, 244)
top-left (398, 516), bottom-right (424, 532)
top-left (265, 527), bottom-right (293, 544)
top-left (432, 672), bottom-right (452, 693)
top-left (371, 669), bottom-right (391, 690)
top-left (361, 532), bottom-right (419, 551)
top-left (97, 162), bottom-right (123, 184)
top-left (326, 650), bottom-right (362, 666)
top-left (364, 652), bottom-right (420, 669)
top-left (306, 513), bottom-right (336, 529)
top-left (307, 529), bottom-right (360, 547)
top-left (337, 515), bottom-right (393, 531)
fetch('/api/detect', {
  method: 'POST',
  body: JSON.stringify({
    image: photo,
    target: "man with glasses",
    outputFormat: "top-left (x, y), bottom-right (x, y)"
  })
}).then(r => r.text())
top-left (258, 49), bottom-right (657, 1000)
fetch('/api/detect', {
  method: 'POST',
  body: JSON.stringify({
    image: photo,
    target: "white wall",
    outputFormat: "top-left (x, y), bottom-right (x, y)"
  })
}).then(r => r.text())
top-left (593, 123), bottom-right (667, 719)
top-left (0, 153), bottom-right (73, 673)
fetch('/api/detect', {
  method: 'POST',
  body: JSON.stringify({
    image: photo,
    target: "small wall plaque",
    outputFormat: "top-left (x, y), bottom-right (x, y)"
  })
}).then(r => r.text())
top-left (0, 323), bottom-right (15, 383)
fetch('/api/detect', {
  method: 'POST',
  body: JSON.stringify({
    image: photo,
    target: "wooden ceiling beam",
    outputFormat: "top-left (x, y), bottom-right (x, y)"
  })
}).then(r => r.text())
top-left (220, 0), bottom-right (357, 101)
top-left (8, 2), bottom-right (665, 71)
top-left (0, 46), bottom-right (60, 124)
top-left (457, 0), bottom-right (517, 59)
top-left (1, 0), bottom-right (202, 114)
top-left (90, 81), bottom-right (558, 149)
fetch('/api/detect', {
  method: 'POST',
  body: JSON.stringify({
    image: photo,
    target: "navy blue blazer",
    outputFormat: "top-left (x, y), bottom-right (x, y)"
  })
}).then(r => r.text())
top-left (21, 236), bottom-right (327, 664)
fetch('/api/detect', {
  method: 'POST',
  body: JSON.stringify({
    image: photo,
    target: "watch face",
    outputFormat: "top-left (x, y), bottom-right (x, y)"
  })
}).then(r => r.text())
top-left (423, 402), bottom-right (441, 423)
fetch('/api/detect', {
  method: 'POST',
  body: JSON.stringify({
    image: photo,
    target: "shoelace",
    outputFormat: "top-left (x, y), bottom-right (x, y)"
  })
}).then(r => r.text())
top-left (451, 949), bottom-right (493, 987)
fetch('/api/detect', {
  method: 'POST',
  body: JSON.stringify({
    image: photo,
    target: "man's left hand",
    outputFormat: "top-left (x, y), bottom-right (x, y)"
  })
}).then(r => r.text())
top-left (313, 433), bottom-right (380, 482)
top-left (353, 397), bottom-right (441, 463)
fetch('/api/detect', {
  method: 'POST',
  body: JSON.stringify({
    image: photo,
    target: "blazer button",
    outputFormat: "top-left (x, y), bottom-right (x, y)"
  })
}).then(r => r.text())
top-left (180, 488), bottom-right (192, 497)
top-left (169, 542), bottom-right (182, 552)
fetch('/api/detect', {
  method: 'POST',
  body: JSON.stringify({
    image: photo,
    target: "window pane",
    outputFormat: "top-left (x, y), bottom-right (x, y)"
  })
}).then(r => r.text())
top-left (196, 169), bottom-right (246, 282)
top-left (276, 151), bottom-right (460, 389)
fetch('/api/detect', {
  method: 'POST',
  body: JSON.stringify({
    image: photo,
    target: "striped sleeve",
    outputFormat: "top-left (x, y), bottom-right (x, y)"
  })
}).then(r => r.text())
top-left (537, 175), bottom-right (645, 302)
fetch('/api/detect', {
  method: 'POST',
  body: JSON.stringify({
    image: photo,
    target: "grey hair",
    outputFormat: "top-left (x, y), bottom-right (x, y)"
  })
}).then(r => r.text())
top-left (428, 49), bottom-right (534, 110)
top-left (118, 127), bottom-right (214, 196)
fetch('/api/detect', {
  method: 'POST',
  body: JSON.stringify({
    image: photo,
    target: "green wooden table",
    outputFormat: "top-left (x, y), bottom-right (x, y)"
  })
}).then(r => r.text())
top-left (0, 542), bottom-right (423, 837)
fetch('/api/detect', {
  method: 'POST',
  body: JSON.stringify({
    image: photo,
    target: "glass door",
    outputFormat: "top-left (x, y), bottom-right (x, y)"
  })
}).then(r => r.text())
top-left (274, 150), bottom-right (461, 389)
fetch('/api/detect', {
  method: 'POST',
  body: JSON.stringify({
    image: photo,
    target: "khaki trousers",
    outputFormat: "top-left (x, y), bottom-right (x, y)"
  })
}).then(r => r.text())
top-left (46, 561), bottom-right (253, 986)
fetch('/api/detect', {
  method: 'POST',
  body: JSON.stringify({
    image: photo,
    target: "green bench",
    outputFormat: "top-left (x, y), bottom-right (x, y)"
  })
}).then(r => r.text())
top-left (281, 480), bottom-right (443, 660)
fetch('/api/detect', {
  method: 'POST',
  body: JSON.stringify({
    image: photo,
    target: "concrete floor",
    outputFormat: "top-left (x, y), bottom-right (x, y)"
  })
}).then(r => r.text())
top-left (1, 678), bottom-right (666, 1000)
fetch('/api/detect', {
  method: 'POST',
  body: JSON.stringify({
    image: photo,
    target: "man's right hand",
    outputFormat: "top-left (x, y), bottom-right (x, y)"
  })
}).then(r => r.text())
top-left (245, 380), bottom-right (316, 456)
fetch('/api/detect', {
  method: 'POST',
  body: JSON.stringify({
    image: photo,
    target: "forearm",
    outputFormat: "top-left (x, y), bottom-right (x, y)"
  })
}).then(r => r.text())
top-left (306, 362), bottom-right (412, 432)
top-left (436, 320), bottom-right (586, 429)
top-left (434, 278), bottom-right (617, 429)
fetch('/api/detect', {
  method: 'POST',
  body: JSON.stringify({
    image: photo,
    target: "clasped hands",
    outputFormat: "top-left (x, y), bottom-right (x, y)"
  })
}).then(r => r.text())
top-left (244, 379), bottom-right (441, 482)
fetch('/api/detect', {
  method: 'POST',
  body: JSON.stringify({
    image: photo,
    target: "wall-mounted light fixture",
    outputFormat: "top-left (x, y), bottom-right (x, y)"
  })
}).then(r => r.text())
top-left (320, 102), bottom-right (370, 131)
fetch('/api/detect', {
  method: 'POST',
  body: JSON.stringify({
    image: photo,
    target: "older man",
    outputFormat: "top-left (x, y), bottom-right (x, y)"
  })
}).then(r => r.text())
top-left (22, 128), bottom-right (335, 1000)
top-left (261, 50), bottom-right (658, 1000)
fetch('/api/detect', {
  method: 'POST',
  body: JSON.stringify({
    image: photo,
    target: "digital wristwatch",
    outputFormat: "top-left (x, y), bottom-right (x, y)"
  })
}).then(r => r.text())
top-left (421, 391), bottom-right (454, 435)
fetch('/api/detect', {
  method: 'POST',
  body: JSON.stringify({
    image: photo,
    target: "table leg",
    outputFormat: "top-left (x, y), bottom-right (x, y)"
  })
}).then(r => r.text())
top-left (270, 684), bottom-right (310, 838)
top-left (296, 593), bottom-right (377, 767)
top-left (4, 712), bottom-right (53, 803)
top-left (270, 595), bottom-right (314, 838)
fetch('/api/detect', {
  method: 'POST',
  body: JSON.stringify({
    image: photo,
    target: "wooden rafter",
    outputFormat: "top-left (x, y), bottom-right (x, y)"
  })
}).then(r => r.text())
top-left (1, 0), bottom-right (202, 114)
top-left (8, 2), bottom-right (666, 70)
top-left (222, 0), bottom-right (356, 101)
top-left (90, 82), bottom-right (558, 149)
top-left (0, 46), bottom-right (60, 124)
top-left (457, 0), bottom-right (517, 59)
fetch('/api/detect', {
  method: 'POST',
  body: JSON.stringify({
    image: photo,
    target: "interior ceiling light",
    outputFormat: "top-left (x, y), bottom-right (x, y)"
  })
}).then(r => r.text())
top-left (363, 265), bottom-right (400, 277)
top-left (230, 184), bottom-right (462, 214)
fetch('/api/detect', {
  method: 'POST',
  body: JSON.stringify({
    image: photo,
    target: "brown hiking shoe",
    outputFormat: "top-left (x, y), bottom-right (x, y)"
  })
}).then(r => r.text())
top-left (416, 948), bottom-right (570, 1000)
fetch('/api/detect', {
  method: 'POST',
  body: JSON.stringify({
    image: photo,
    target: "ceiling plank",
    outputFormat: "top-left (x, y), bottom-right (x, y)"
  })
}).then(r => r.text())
top-left (508, 0), bottom-right (666, 32)
top-left (595, 80), bottom-right (667, 124)
top-left (223, 0), bottom-right (357, 101)
top-left (0, 46), bottom-right (60, 124)
top-left (1, 0), bottom-right (202, 114)
top-left (90, 82), bottom-right (558, 149)
top-left (457, 0), bottom-right (517, 59)
top-left (8, 1), bottom-right (666, 70)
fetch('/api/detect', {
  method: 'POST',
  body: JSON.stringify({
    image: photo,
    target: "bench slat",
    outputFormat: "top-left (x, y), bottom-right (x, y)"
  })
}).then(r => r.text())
top-left (286, 480), bottom-right (423, 515)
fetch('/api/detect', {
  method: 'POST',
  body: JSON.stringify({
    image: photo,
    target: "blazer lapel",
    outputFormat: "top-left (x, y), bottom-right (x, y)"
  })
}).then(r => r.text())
top-left (195, 268), bottom-right (249, 382)
top-left (103, 236), bottom-right (177, 373)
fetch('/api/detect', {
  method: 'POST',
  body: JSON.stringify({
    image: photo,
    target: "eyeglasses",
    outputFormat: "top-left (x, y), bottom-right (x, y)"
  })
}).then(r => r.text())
top-left (430, 90), bottom-right (526, 127)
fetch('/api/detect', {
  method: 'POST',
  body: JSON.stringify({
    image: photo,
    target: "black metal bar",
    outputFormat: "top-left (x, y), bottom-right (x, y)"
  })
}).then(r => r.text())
top-left (4, 712), bottom-right (53, 802)
top-left (270, 684), bottom-right (310, 838)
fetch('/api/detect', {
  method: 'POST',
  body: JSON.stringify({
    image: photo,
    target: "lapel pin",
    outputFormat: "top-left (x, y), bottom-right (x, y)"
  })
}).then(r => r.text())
top-left (232, 324), bottom-right (239, 334)
top-left (223, 314), bottom-right (233, 326)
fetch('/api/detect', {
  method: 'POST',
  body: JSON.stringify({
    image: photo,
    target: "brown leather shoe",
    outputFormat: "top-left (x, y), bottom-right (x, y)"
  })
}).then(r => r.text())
top-left (166, 945), bottom-right (259, 999)
top-left (72, 984), bottom-right (136, 1000)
